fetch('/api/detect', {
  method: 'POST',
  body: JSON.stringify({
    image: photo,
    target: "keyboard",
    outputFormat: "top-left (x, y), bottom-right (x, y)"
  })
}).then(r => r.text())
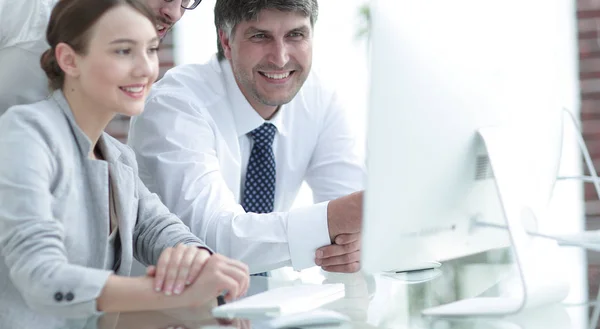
top-left (211, 284), bottom-right (346, 319)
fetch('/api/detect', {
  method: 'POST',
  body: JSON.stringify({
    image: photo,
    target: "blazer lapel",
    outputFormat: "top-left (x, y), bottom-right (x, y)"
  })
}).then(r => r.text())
top-left (51, 92), bottom-right (138, 274)
top-left (99, 136), bottom-right (136, 275)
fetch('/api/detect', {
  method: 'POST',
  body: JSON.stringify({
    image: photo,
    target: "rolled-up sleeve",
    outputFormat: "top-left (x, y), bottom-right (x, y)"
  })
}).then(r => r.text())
top-left (0, 110), bottom-right (112, 317)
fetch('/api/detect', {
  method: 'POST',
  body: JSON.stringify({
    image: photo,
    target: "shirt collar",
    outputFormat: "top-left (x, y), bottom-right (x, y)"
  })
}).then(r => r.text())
top-left (219, 57), bottom-right (288, 138)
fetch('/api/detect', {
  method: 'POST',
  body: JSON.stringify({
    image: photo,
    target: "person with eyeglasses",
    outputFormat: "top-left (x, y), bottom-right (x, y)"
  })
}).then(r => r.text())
top-left (0, 0), bottom-right (202, 115)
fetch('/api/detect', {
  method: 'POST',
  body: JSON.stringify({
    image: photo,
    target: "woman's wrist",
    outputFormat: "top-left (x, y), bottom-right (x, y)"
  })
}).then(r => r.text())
top-left (97, 275), bottom-right (191, 313)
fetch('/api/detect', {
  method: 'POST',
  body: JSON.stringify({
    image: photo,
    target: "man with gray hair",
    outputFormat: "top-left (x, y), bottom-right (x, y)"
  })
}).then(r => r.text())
top-left (129, 0), bottom-right (366, 275)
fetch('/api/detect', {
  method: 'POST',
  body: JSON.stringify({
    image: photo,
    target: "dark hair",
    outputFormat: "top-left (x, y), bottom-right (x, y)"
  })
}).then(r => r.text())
top-left (214, 0), bottom-right (319, 61)
top-left (41, 0), bottom-right (157, 91)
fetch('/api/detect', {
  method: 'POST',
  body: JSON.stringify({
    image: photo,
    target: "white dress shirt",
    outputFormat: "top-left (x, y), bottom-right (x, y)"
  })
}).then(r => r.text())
top-left (0, 0), bottom-right (56, 114)
top-left (129, 56), bottom-right (366, 274)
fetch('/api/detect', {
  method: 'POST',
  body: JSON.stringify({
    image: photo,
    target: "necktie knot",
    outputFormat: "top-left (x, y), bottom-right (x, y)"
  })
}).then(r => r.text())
top-left (249, 123), bottom-right (277, 147)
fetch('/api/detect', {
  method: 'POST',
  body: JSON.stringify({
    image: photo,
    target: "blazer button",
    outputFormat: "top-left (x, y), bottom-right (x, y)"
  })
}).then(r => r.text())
top-left (65, 292), bottom-right (74, 302)
top-left (54, 292), bottom-right (64, 302)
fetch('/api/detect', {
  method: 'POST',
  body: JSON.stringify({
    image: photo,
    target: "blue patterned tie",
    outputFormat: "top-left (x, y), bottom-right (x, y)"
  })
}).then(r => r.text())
top-left (242, 123), bottom-right (277, 214)
top-left (243, 123), bottom-right (277, 278)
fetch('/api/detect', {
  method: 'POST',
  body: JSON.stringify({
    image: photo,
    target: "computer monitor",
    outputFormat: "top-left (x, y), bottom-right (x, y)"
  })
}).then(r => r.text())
top-left (361, 0), bottom-right (573, 316)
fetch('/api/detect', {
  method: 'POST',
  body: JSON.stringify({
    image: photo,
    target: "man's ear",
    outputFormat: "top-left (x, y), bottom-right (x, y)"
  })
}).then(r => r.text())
top-left (219, 29), bottom-right (233, 60)
top-left (55, 42), bottom-right (81, 79)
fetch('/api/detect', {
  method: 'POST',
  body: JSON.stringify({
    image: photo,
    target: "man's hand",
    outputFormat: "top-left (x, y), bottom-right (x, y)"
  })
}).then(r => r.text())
top-left (326, 191), bottom-right (364, 242)
top-left (320, 191), bottom-right (364, 273)
top-left (315, 233), bottom-right (361, 273)
top-left (148, 244), bottom-right (211, 295)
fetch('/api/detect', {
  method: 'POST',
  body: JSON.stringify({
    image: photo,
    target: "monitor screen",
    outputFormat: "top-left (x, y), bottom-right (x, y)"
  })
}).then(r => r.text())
top-left (361, 0), bottom-right (567, 274)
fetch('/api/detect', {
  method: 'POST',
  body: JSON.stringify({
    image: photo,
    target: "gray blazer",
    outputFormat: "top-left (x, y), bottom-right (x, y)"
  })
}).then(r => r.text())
top-left (0, 91), bottom-right (209, 328)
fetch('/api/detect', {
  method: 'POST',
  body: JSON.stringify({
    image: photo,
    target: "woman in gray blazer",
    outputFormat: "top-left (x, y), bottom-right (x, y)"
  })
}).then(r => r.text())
top-left (0, 0), bottom-right (248, 327)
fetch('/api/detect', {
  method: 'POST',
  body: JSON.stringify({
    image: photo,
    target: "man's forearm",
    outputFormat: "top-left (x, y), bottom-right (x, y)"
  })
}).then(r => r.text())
top-left (326, 191), bottom-right (364, 241)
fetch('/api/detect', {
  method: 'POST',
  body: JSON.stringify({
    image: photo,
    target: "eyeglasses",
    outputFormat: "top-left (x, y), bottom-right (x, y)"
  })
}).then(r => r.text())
top-left (164, 0), bottom-right (202, 10)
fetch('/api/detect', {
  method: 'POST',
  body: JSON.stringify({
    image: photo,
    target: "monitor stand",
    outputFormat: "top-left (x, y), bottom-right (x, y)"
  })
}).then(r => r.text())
top-left (392, 261), bottom-right (442, 274)
top-left (380, 261), bottom-right (443, 284)
top-left (422, 126), bottom-right (569, 317)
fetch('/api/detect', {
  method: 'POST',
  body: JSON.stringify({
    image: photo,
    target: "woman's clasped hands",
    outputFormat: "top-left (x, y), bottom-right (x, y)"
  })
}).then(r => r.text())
top-left (146, 244), bottom-right (250, 305)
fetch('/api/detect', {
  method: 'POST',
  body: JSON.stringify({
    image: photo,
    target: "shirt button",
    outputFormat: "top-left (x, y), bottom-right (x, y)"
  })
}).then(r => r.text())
top-left (65, 292), bottom-right (74, 302)
top-left (54, 292), bottom-right (63, 302)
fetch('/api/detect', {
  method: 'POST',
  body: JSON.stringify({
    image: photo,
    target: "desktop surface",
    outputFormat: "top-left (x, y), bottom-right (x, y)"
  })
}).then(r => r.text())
top-left (10, 247), bottom-right (591, 329)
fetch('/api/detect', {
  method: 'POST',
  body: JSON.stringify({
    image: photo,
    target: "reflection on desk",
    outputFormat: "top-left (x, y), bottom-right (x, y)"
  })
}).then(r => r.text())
top-left (430, 304), bottom-right (571, 329)
top-left (5, 248), bottom-right (591, 329)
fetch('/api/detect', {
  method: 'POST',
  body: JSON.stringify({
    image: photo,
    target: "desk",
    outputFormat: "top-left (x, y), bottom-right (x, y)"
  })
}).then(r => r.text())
top-left (13, 248), bottom-right (593, 329)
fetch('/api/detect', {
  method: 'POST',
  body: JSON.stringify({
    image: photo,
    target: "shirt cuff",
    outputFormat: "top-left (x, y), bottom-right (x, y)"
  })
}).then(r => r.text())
top-left (287, 201), bottom-right (331, 271)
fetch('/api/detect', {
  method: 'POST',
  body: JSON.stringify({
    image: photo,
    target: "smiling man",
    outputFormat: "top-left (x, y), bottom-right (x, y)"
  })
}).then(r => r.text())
top-left (129, 0), bottom-right (366, 276)
top-left (0, 0), bottom-right (201, 114)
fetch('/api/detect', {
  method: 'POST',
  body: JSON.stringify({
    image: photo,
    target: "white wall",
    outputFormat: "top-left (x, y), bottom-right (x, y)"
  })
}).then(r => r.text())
top-left (547, 1), bottom-right (586, 325)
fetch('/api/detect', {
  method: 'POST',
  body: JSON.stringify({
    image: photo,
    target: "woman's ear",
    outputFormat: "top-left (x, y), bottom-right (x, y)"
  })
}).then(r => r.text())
top-left (55, 42), bottom-right (81, 79)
